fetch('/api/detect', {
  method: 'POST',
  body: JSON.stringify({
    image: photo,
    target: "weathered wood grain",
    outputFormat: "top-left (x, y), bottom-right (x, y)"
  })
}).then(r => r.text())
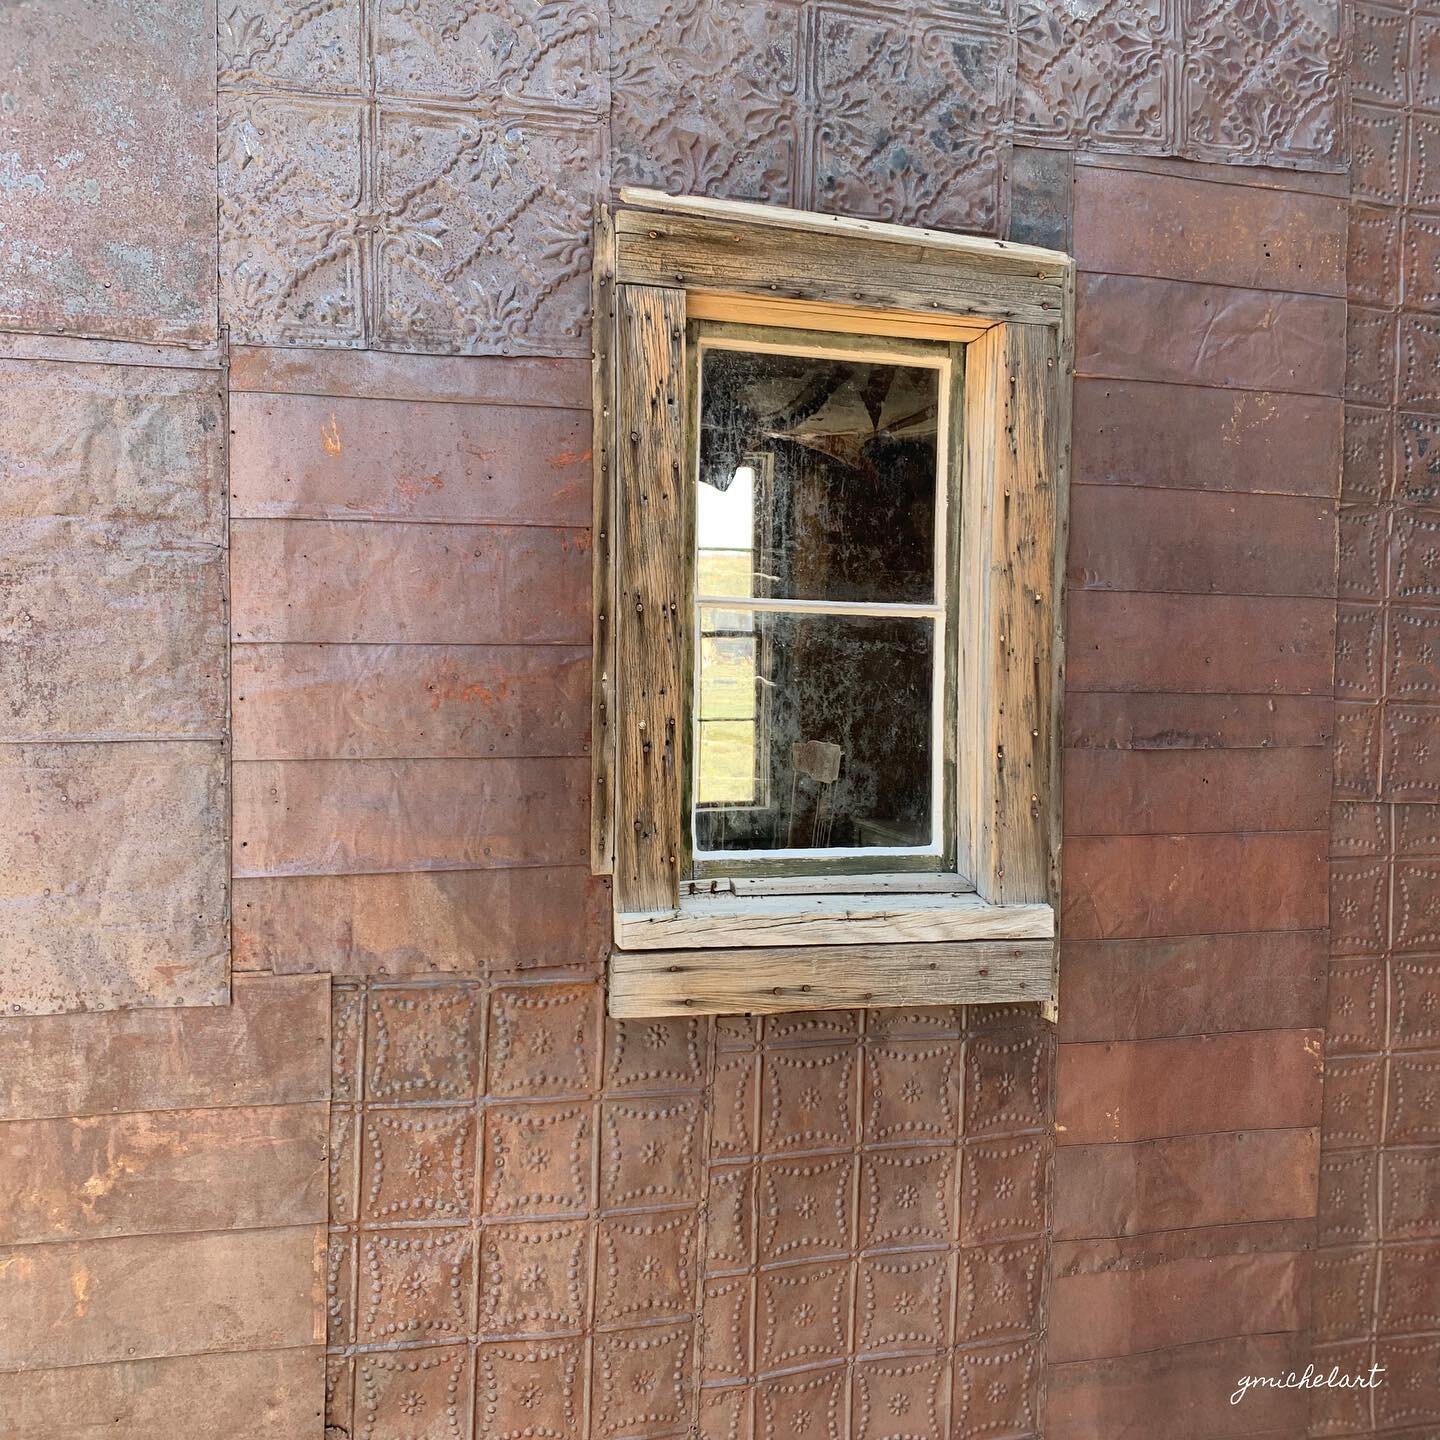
top-left (621, 186), bottom-right (1070, 269)
top-left (0, 1345), bottom-right (324, 1440)
top-left (1056, 1030), bottom-right (1324, 1144)
top-left (0, 1226), bottom-right (323, 1372)
top-left (0, 1102), bottom-right (326, 1244)
top-left (685, 291), bottom-right (990, 341)
top-left (232, 757), bottom-right (587, 877)
top-left (230, 519), bottom-right (589, 645)
top-left (612, 284), bottom-right (686, 914)
top-left (591, 206), bottom-right (617, 876)
top-left (232, 643), bottom-right (590, 761)
top-left (0, 974), bottom-right (328, 1122)
top-left (958, 322), bottom-right (1065, 905)
top-left (614, 207), bottom-right (1067, 326)
top-left (229, 392), bottom-right (591, 525)
top-left (232, 867), bottom-right (608, 978)
top-left (616, 892), bottom-right (1053, 950)
top-left (609, 939), bottom-right (1055, 1016)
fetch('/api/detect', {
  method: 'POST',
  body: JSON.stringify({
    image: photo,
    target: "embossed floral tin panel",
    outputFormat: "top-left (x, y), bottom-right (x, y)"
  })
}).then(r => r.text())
top-left (217, 0), bottom-right (1348, 353)
top-left (217, 0), bottom-right (606, 354)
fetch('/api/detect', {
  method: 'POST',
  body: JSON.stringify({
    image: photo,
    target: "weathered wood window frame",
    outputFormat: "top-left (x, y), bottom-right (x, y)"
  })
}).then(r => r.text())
top-left (591, 189), bottom-right (1073, 1019)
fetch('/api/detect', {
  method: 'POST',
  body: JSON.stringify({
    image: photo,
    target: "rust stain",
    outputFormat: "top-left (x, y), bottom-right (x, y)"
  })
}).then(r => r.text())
top-left (427, 677), bottom-right (514, 712)
top-left (549, 447), bottom-right (592, 466)
top-left (395, 472), bottom-right (445, 501)
top-left (321, 413), bottom-right (342, 457)
top-left (69, 1265), bottom-right (90, 1320)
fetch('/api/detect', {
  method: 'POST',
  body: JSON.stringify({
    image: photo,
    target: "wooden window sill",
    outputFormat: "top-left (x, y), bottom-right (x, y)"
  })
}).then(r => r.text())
top-left (608, 933), bottom-right (1056, 1017)
top-left (614, 891), bottom-right (1054, 950)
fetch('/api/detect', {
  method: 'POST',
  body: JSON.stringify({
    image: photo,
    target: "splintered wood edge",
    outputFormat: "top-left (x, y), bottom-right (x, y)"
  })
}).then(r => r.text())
top-left (685, 291), bottom-right (993, 343)
top-left (618, 186), bottom-right (1074, 270)
top-left (608, 939), bottom-right (1057, 1017)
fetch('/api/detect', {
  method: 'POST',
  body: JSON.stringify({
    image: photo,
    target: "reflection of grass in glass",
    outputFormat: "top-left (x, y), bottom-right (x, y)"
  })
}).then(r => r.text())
top-left (700, 636), bottom-right (755, 719)
top-left (698, 550), bottom-right (753, 597)
top-left (699, 721), bottom-right (756, 804)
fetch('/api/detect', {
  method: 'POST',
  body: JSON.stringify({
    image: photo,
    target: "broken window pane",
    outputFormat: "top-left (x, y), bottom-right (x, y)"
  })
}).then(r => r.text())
top-left (696, 347), bottom-right (941, 606)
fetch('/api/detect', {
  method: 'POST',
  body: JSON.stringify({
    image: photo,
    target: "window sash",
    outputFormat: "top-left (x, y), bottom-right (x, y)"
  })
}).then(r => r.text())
top-left (687, 328), bottom-right (955, 875)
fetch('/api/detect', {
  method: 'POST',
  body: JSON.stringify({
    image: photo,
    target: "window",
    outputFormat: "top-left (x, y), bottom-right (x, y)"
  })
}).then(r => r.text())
top-left (690, 333), bottom-right (952, 871)
top-left (591, 190), bottom-right (1073, 1019)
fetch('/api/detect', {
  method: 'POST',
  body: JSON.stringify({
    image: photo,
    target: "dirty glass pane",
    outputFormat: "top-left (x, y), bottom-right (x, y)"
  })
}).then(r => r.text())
top-left (696, 347), bottom-right (941, 605)
top-left (694, 609), bottom-right (934, 854)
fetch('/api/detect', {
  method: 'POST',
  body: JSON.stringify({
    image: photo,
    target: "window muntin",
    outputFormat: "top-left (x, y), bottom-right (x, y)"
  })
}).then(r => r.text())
top-left (689, 328), bottom-right (953, 872)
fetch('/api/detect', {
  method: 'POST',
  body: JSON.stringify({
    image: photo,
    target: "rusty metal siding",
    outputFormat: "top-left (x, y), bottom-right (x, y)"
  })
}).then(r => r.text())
top-left (0, 352), bottom-right (229, 1016)
top-left (1051, 155), bottom-right (1343, 1438)
top-left (0, 974), bottom-right (328, 1432)
top-left (15, 0), bottom-right (1440, 1437)
top-left (0, 1), bottom-right (217, 345)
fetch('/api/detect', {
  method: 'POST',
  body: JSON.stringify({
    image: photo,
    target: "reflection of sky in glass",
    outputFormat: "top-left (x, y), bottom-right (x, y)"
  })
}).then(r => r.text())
top-left (697, 464), bottom-right (754, 561)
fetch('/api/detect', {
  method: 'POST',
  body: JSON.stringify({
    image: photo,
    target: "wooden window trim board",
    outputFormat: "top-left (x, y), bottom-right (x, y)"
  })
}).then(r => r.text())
top-left (592, 188), bottom-right (1074, 1019)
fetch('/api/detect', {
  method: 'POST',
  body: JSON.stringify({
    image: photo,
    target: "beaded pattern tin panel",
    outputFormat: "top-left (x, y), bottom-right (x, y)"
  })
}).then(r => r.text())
top-left (1316, 3), bottom-right (1440, 1435)
top-left (323, 979), bottom-right (1052, 1440)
